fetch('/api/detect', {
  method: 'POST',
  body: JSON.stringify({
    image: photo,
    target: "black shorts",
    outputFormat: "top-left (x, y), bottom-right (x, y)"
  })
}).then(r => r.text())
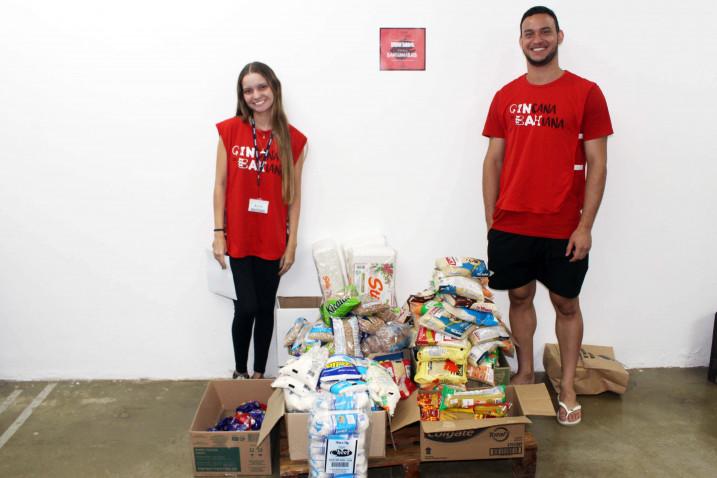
top-left (487, 229), bottom-right (588, 299)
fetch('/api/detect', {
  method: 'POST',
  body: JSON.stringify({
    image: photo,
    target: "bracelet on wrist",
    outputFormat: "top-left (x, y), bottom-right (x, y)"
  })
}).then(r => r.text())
top-left (213, 228), bottom-right (225, 232)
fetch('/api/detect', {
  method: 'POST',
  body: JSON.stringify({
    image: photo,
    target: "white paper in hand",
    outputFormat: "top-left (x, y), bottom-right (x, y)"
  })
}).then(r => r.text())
top-left (205, 249), bottom-right (236, 300)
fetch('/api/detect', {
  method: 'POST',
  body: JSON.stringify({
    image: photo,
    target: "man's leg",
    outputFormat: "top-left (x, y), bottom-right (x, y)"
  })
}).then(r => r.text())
top-left (549, 291), bottom-right (583, 417)
top-left (508, 280), bottom-right (537, 384)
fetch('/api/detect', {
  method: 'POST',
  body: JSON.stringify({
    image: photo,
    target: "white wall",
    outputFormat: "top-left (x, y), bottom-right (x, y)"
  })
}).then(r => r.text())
top-left (1, 0), bottom-right (716, 379)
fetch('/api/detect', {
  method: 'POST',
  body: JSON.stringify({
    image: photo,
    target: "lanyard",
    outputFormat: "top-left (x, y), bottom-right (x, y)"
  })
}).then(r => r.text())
top-left (249, 116), bottom-right (273, 190)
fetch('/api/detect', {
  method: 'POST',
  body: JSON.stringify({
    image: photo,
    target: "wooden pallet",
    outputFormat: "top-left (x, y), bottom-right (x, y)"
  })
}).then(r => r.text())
top-left (279, 425), bottom-right (537, 477)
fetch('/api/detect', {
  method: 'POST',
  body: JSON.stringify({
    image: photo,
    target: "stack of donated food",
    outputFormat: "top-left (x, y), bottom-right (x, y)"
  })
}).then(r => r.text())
top-left (271, 236), bottom-right (418, 477)
top-left (408, 257), bottom-right (515, 421)
top-left (274, 246), bottom-right (516, 475)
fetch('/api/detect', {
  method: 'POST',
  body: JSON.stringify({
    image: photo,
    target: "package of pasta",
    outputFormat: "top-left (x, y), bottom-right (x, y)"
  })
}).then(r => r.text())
top-left (415, 327), bottom-right (437, 346)
top-left (417, 389), bottom-right (441, 421)
top-left (467, 363), bottom-right (495, 386)
top-left (308, 320), bottom-right (335, 342)
top-left (416, 345), bottom-right (469, 364)
top-left (439, 408), bottom-right (478, 421)
top-left (418, 307), bottom-right (474, 340)
top-left (442, 302), bottom-right (498, 327)
top-left (435, 257), bottom-right (491, 278)
top-left (283, 317), bottom-right (309, 347)
top-left (320, 294), bottom-right (360, 325)
top-left (376, 352), bottom-right (417, 399)
top-left (435, 275), bottom-right (485, 302)
top-left (473, 402), bottom-right (511, 419)
top-left (468, 325), bottom-right (510, 345)
top-left (332, 317), bottom-right (362, 357)
top-left (414, 359), bottom-right (467, 386)
top-left (440, 385), bottom-right (506, 409)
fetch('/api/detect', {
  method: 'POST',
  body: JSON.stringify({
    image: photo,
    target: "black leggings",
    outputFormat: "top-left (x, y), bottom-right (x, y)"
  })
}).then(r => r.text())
top-left (229, 256), bottom-right (281, 375)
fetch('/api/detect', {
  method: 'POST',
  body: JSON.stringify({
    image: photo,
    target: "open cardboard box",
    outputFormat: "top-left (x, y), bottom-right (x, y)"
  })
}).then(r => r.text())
top-left (389, 383), bottom-right (555, 461)
top-left (275, 296), bottom-right (323, 368)
top-left (189, 379), bottom-right (284, 476)
top-left (263, 388), bottom-right (390, 461)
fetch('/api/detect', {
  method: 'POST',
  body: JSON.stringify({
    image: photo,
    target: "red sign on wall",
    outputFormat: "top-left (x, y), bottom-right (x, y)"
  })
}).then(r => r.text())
top-left (380, 28), bottom-right (426, 71)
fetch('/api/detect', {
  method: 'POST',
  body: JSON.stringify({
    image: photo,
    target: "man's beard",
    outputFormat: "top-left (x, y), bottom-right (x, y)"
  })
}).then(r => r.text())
top-left (525, 46), bottom-right (558, 66)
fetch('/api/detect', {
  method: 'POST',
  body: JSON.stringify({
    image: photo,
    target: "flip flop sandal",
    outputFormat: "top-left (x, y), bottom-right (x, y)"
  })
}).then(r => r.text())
top-left (232, 370), bottom-right (249, 380)
top-left (557, 399), bottom-right (582, 426)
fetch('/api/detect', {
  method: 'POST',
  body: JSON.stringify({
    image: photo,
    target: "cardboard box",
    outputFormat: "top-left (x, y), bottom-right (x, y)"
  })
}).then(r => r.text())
top-left (189, 379), bottom-right (283, 476)
top-left (275, 296), bottom-right (322, 368)
top-left (268, 388), bottom-right (389, 460)
top-left (389, 384), bottom-right (555, 461)
top-left (543, 344), bottom-right (629, 395)
top-left (284, 408), bottom-right (387, 460)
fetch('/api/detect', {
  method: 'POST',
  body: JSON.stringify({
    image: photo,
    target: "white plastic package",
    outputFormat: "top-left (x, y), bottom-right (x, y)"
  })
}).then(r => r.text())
top-left (348, 246), bottom-right (397, 307)
top-left (342, 235), bottom-right (386, 275)
top-left (312, 239), bottom-right (348, 300)
top-left (308, 391), bottom-right (370, 478)
top-left (434, 275), bottom-right (484, 301)
top-left (365, 361), bottom-right (400, 416)
top-left (278, 345), bottom-right (329, 390)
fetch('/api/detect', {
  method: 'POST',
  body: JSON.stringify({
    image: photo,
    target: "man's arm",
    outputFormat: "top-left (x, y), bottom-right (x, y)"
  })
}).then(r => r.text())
top-left (482, 137), bottom-right (506, 230)
top-left (566, 136), bottom-right (608, 262)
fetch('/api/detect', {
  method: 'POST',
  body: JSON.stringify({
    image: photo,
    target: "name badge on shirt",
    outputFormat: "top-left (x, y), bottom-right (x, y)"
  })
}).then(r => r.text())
top-left (248, 198), bottom-right (269, 214)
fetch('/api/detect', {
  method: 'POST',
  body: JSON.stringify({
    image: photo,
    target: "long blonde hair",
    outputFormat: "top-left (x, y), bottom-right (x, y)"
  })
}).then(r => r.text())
top-left (236, 62), bottom-right (295, 204)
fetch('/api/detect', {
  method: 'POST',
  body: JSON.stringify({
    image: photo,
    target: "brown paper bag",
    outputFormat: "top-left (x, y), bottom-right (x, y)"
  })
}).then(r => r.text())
top-left (543, 344), bottom-right (629, 395)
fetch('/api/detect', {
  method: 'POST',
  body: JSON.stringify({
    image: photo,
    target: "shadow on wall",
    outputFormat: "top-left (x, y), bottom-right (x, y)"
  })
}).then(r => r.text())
top-left (689, 312), bottom-right (716, 368)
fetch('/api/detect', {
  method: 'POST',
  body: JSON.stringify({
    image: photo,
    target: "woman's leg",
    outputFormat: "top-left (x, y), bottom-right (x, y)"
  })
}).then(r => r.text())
top-left (250, 258), bottom-right (281, 376)
top-left (229, 257), bottom-right (259, 375)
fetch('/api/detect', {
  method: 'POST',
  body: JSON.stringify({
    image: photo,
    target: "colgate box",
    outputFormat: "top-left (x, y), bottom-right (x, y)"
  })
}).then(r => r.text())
top-left (389, 384), bottom-right (555, 461)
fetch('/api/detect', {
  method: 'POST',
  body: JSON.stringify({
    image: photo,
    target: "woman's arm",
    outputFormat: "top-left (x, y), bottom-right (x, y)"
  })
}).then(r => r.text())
top-left (212, 138), bottom-right (228, 269)
top-left (279, 144), bottom-right (307, 275)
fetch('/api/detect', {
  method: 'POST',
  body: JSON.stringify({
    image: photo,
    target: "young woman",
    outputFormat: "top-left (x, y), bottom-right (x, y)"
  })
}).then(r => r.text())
top-left (212, 62), bottom-right (307, 379)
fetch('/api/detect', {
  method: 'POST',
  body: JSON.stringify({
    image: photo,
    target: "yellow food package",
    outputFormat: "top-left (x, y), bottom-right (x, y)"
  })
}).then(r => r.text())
top-left (417, 345), bottom-right (469, 363)
top-left (440, 408), bottom-right (475, 421)
top-left (414, 359), bottom-right (467, 386)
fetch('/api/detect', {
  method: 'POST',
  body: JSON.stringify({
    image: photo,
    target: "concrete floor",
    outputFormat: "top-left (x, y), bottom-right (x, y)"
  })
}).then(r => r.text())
top-left (0, 368), bottom-right (715, 477)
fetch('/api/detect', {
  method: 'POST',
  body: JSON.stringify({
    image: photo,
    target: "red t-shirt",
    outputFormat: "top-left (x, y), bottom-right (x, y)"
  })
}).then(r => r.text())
top-left (216, 116), bottom-right (307, 260)
top-left (482, 71), bottom-right (613, 239)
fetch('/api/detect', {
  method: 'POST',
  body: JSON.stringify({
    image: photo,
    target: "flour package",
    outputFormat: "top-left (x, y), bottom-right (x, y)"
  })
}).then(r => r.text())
top-left (347, 246), bottom-right (397, 307)
top-left (308, 391), bottom-right (370, 478)
top-left (312, 239), bottom-right (348, 300)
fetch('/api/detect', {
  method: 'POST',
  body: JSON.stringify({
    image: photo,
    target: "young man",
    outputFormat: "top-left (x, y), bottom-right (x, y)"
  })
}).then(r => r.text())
top-left (482, 6), bottom-right (613, 426)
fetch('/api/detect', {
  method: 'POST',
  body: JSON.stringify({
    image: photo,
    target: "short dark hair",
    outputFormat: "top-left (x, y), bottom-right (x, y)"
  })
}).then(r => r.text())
top-left (520, 6), bottom-right (560, 32)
